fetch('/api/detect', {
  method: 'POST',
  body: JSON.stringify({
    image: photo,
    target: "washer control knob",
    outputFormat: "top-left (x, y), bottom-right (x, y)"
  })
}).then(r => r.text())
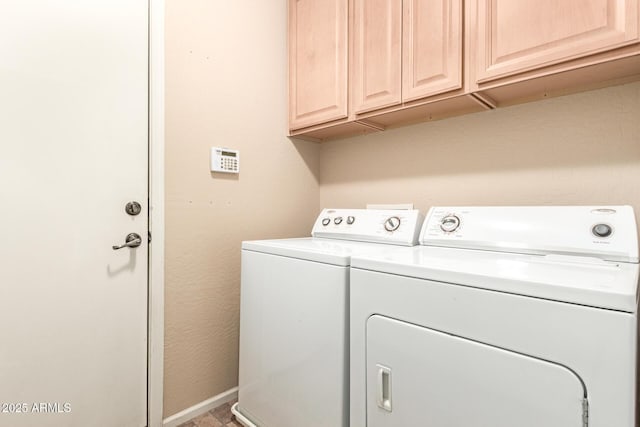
top-left (321, 218), bottom-right (331, 226)
top-left (334, 216), bottom-right (343, 225)
top-left (440, 215), bottom-right (460, 233)
top-left (384, 216), bottom-right (401, 232)
top-left (592, 223), bottom-right (612, 238)
top-left (347, 216), bottom-right (355, 225)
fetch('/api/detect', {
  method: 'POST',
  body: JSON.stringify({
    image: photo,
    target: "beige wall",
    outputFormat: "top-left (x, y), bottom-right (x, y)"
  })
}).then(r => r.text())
top-left (320, 82), bottom-right (640, 228)
top-left (164, 0), bottom-right (320, 418)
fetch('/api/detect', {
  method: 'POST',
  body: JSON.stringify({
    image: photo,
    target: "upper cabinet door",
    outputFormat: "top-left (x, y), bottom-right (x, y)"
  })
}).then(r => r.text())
top-left (475, 0), bottom-right (640, 83)
top-left (352, 0), bottom-right (403, 114)
top-left (402, 0), bottom-right (463, 102)
top-left (289, 0), bottom-right (348, 130)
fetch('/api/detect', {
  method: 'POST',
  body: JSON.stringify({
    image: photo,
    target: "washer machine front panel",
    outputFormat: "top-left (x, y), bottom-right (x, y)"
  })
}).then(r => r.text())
top-left (239, 250), bottom-right (349, 427)
top-left (366, 315), bottom-right (585, 427)
top-left (351, 206), bottom-right (638, 427)
top-left (350, 267), bottom-right (637, 427)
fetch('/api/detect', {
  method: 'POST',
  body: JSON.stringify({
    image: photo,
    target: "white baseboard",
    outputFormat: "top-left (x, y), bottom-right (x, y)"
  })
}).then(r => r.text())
top-left (162, 387), bottom-right (238, 427)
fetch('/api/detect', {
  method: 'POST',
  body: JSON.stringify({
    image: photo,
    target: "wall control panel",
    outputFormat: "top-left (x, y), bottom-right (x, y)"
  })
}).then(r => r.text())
top-left (211, 147), bottom-right (240, 174)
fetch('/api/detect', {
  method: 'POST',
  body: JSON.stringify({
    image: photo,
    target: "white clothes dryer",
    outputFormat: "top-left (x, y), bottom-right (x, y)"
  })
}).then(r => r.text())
top-left (232, 208), bottom-right (423, 427)
top-left (350, 206), bottom-right (638, 427)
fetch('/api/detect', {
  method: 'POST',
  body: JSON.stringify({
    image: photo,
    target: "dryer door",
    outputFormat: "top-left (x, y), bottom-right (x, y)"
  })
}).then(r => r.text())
top-left (366, 315), bottom-right (586, 427)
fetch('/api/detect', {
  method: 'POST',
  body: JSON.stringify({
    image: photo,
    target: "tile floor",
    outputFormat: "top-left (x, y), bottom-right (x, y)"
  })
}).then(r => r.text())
top-left (178, 400), bottom-right (243, 427)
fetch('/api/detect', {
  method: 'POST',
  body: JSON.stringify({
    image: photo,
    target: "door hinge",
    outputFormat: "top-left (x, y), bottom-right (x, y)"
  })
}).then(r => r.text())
top-left (148, 231), bottom-right (152, 243)
top-left (582, 398), bottom-right (589, 427)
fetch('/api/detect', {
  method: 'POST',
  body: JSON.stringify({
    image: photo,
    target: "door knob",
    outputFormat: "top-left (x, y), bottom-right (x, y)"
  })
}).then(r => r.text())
top-left (112, 233), bottom-right (142, 250)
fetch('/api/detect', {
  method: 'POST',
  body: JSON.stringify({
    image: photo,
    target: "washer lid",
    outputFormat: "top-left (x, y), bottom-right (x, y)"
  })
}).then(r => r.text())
top-left (352, 246), bottom-right (640, 312)
top-left (242, 237), bottom-right (404, 267)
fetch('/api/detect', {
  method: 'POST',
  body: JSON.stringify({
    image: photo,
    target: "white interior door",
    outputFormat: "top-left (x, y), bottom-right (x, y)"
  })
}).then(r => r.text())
top-left (0, 1), bottom-right (148, 426)
top-left (366, 315), bottom-right (586, 427)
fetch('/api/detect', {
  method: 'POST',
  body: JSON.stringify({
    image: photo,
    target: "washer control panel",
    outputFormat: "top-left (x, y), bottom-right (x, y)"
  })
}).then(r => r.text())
top-left (592, 223), bottom-right (613, 238)
top-left (312, 208), bottom-right (423, 246)
top-left (439, 215), bottom-right (460, 233)
top-left (384, 216), bottom-right (401, 232)
top-left (420, 206), bottom-right (638, 263)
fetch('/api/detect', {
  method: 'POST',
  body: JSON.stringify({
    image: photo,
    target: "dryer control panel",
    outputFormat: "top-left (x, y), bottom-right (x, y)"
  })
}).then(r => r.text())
top-left (312, 208), bottom-right (423, 246)
top-left (420, 206), bottom-right (639, 263)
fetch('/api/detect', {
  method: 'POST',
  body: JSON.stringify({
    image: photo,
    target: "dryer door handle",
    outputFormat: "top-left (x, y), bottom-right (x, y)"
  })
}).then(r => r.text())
top-left (376, 364), bottom-right (392, 412)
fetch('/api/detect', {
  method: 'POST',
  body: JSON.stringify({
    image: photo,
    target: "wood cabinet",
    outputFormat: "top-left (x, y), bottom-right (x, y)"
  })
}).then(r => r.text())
top-left (351, 0), bottom-right (403, 114)
top-left (288, 0), bottom-right (640, 142)
top-left (351, 0), bottom-right (464, 113)
top-left (474, 0), bottom-right (639, 84)
top-left (290, 0), bottom-right (476, 141)
top-left (470, 0), bottom-right (640, 106)
top-left (289, 0), bottom-right (349, 130)
top-left (402, 0), bottom-right (463, 102)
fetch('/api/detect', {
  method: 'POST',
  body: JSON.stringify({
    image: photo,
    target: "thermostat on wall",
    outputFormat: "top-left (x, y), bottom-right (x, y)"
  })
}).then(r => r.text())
top-left (210, 147), bottom-right (240, 174)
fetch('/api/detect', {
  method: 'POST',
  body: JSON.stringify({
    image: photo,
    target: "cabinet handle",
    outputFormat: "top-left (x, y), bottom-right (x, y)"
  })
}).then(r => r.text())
top-left (376, 364), bottom-right (392, 412)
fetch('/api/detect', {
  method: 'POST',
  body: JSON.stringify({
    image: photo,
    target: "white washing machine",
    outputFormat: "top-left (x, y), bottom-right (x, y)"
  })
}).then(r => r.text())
top-left (231, 208), bottom-right (423, 427)
top-left (350, 206), bottom-right (639, 427)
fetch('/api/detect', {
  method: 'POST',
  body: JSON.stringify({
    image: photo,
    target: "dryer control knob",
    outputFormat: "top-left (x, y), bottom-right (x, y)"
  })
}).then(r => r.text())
top-left (347, 216), bottom-right (355, 225)
top-left (334, 216), bottom-right (343, 225)
top-left (321, 218), bottom-right (331, 226)
top-left (440, 215), bottom-right (460, 233)
top-left (592, 223), bottom-right (612, 238)
top-left (384, 216), bottom-right (401, 232)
